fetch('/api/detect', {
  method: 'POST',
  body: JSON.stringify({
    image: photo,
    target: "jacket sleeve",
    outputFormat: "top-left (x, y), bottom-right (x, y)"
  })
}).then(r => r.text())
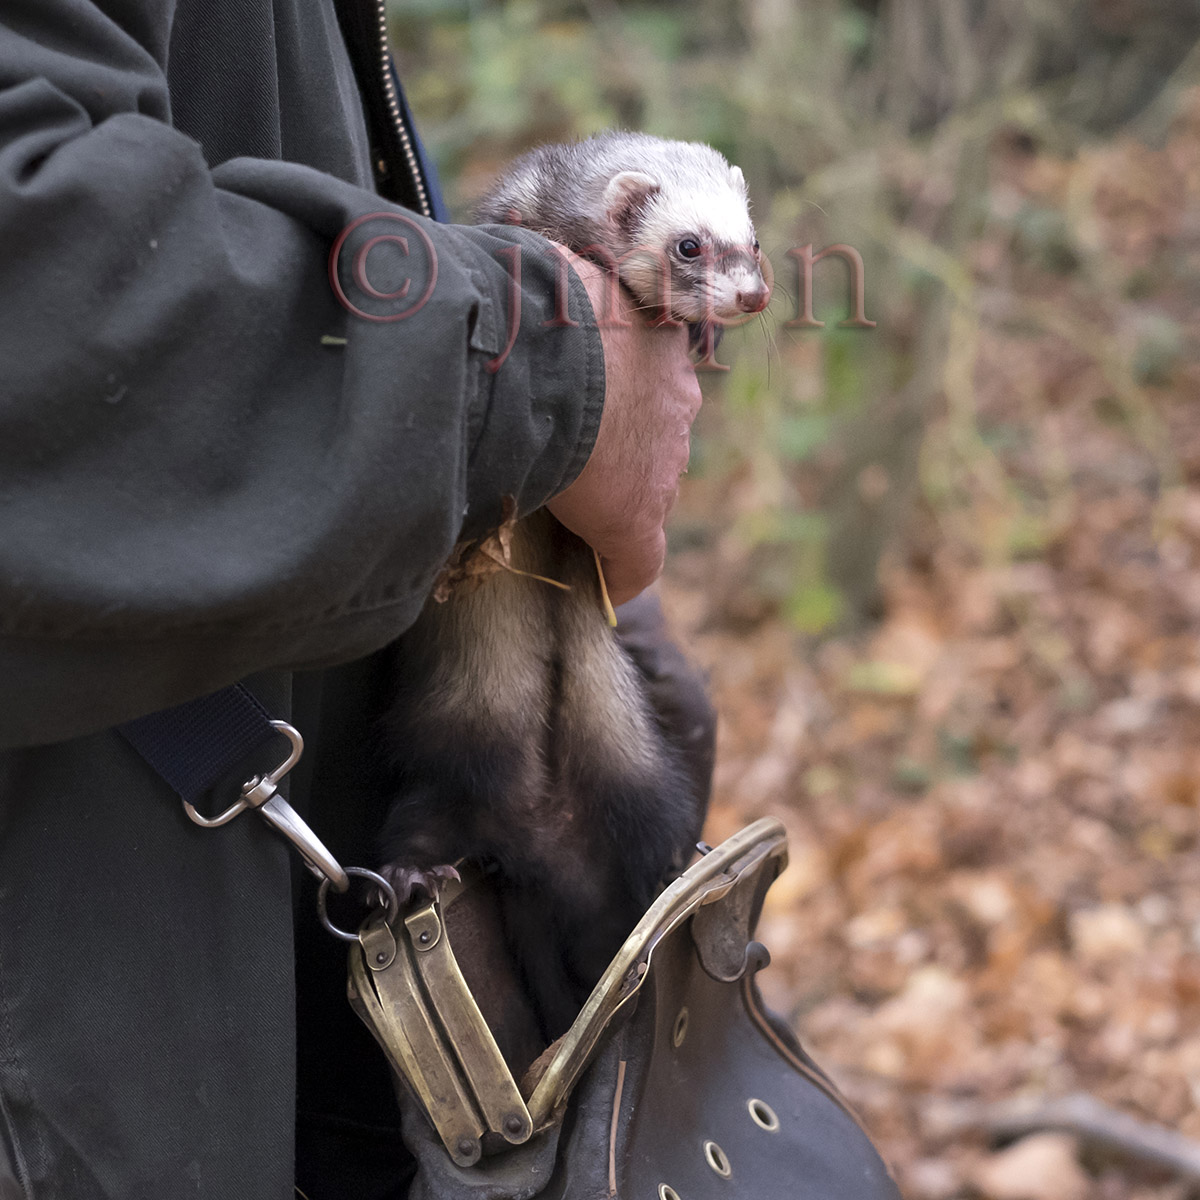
top-left (0, 6), bottom-right (605, 747)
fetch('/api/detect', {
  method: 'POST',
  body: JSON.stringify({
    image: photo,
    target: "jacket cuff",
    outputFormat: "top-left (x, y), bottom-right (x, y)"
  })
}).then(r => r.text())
top-left (454, 225), bottom-right (605, 539)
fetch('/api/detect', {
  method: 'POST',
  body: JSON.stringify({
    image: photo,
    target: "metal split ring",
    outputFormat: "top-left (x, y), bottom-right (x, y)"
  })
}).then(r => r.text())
top-left (317, 867), bottom-right (399, 941)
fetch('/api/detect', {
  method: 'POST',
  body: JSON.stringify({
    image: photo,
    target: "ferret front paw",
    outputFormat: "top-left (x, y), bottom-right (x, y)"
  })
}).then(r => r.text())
top-left (380, 862), bottom-right (462, 908)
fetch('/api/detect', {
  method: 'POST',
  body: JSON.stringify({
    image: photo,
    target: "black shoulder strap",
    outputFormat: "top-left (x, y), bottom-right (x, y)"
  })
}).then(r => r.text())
top-left (118, 682), bottom-right (277, 805)
top-left (117, 683), bottom-right (349, 891)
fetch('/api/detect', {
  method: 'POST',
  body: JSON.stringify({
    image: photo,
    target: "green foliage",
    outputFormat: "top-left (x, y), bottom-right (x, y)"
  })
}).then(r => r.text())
top-left (620, 9), bottom-right (684, 62)
top-left (1130, 313), bottom-right (1184, 386)
top-left (786, 579), bottom-right (843, 634)
top-left (822, 330), bottom-right (872, 416)
top-left (1013, 205), bottom-right (1079, 274)
top-left (778, 413), bottom-right (834, 462)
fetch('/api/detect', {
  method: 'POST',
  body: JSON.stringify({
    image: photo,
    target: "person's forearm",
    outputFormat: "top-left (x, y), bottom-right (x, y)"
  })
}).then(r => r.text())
top-left (0, 9), bottom-right (604, 745)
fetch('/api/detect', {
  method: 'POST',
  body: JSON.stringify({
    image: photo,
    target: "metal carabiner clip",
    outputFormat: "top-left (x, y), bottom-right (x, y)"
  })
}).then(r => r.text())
top-left (183, 720), bottom-right (350, 893)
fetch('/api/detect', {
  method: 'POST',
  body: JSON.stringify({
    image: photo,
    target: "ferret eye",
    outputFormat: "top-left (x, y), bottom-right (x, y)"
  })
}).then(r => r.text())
top-left (677, 238), bottom-right (702, 259)
top-left (752, 239), bottom-right (760, 253)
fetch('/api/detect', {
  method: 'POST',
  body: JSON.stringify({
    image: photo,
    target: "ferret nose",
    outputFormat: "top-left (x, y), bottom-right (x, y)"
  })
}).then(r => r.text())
top-left (737, 287), bottom-right (769, 313)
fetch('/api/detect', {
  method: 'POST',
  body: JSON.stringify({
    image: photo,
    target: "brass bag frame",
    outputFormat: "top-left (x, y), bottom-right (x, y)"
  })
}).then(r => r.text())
top-left (348, 817), bottom-right (789, 1168)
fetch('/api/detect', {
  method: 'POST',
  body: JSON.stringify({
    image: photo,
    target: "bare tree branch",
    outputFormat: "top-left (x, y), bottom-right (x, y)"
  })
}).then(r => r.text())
top-left (928, 1094), bottom-right (1200, 1184)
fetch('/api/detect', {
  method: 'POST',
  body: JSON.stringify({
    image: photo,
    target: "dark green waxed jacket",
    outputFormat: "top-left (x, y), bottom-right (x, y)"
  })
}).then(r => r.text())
top-left (0, 2), bottom-right (604, 1196)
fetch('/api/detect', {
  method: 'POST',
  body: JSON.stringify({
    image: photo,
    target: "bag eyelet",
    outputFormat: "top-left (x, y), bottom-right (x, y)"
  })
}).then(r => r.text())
top-left (704, 1140), bottom-right (732, 1178)
top-left (672, 1007), bottom-right (689, 1048)
top-left (748, 1098), bottom-right (780, 1132)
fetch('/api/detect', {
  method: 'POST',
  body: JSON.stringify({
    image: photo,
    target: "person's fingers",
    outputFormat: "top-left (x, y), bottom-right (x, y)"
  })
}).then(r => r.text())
top-left (600, 528), bottom-right (667, 609)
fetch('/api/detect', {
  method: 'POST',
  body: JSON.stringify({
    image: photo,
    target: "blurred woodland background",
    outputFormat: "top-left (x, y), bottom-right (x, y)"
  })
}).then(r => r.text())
top-left (389, 1), bottom-right (1200, 1195)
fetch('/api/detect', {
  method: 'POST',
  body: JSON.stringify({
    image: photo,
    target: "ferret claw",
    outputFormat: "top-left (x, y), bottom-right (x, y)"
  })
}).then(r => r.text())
top-left (381, 863), bottom-right (462, 908)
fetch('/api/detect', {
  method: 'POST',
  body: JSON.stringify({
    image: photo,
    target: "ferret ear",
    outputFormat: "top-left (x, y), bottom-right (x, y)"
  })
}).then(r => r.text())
top-left (729, 165), bottom-right (747, 193)
top-left (603, 171), bottom-right (660, 231)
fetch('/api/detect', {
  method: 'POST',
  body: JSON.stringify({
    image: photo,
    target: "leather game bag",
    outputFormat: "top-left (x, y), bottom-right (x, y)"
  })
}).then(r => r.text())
top-left (346, 818), bottom-right (902, 1199)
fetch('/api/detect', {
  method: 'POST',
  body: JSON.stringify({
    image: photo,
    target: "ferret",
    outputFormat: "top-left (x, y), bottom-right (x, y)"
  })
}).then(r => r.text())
top-left (378, 132), bottom-right (768, 1040)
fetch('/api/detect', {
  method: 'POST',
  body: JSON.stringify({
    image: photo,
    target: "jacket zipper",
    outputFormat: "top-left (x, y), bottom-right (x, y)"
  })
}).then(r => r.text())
top-left (372, 0), bottom-right (432, 218)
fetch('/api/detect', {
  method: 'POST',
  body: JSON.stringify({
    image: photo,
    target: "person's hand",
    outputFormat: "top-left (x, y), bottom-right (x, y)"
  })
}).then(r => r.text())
top-left (546, 257), bottom-right (702, 607)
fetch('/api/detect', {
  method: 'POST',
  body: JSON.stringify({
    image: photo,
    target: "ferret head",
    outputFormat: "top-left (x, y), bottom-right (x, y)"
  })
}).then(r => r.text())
top-left (599, 147), bottom-right (769, 324)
